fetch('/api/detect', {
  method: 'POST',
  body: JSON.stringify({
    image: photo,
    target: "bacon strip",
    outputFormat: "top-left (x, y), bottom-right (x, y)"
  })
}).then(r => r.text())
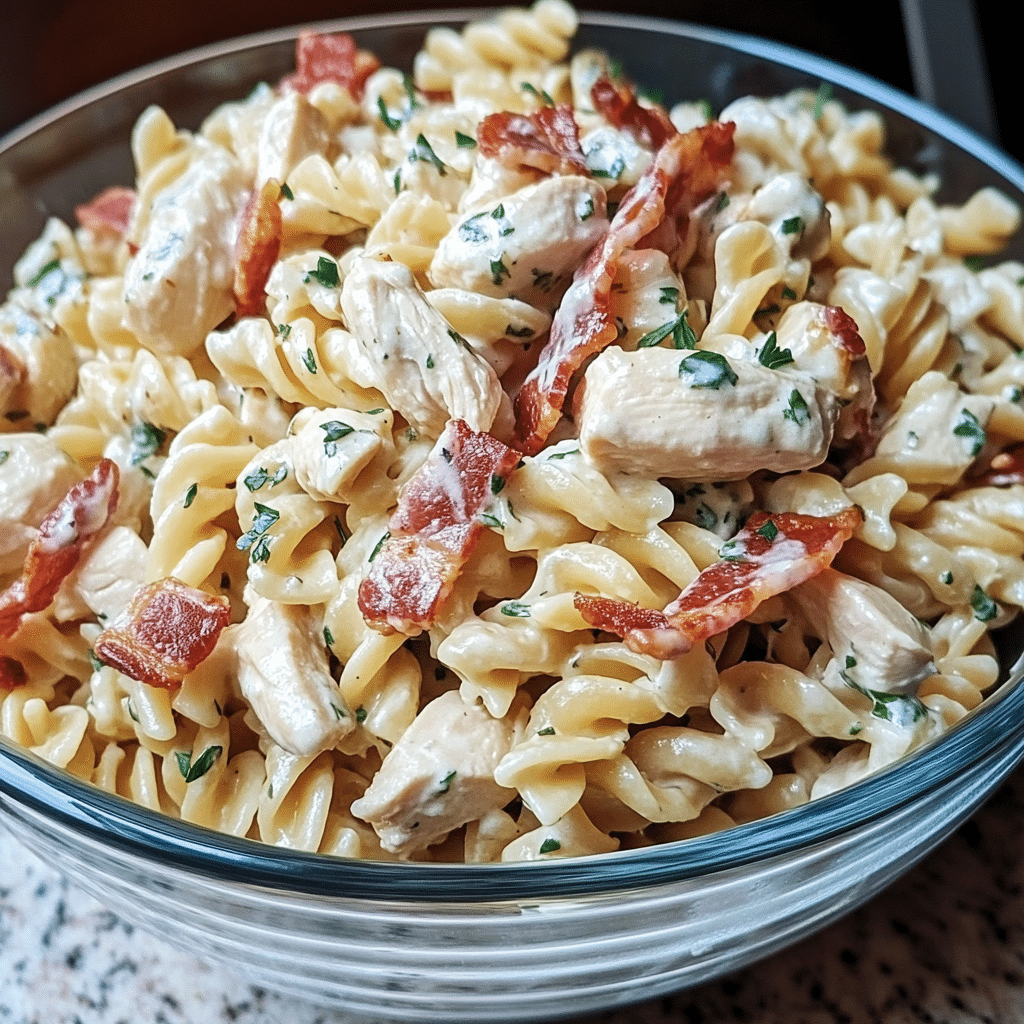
top-left (477, 106), bottom-right (589, 176)
top-left (279, 30), bottom-right (381, 98)
top-left (575, 507), bottom-right (862, 660)
top-left (74, 186), bottom-right (136, 237)
top-left (513, 121), bottom-right (735, 454)
top-left (358, 419), bottom-right (521, 636)
top-left (93, 578), bottom-right (231, 689)
top-left (590, 75), bottom-right (675, 150)
top-left (0, 459), bottom-right (120, 640)
top-left (0, 657), bottom-right (27, 690)
top-left (234, 178), bottom-right (283, 319)
top-left (824, 305), bottom-right (866, 357)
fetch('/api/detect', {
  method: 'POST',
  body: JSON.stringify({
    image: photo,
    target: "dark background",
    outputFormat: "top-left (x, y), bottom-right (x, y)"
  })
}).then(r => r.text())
top-left (0, 2), bottom-right (1014, 163)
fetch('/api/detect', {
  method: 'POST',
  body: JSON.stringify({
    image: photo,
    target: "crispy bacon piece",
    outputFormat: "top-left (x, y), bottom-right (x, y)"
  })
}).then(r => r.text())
top-left (0, 657), bottom-right (27, 690)
top-left (74, 186), bottom-right (136, 237)
top-left (358, 419), bottom-right (521, 636)
top-left (591, 75), bottom-right (676, 150)
top-left (0, 459), bottom-right (120, 640)
top-left (513, 121), bottom-right (735, 454)
top-left (93, 578), bottom-right (231, 689)
top-left (575, 507), bottom-right (862, 660)
top-left (824, 305), bottom-right (866, 357)
top-left (976, 445), bottom-right (1024, 487)
top-left (234, 178), bottom-right (283, 319)
top-left (477, 105), bottom-right (589, 176)
top-left (279, 30), bottom-right (380, 98)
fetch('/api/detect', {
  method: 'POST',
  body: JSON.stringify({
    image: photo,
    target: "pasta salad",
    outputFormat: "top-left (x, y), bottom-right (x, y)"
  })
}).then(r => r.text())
top-left (2, 1), bottom-right (1023, 862)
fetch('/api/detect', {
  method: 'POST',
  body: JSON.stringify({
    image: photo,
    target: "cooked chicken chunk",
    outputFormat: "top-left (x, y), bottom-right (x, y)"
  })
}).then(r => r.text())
top-left (428, 175), bottom-right (609, 310)
top-left (350, 690), bottom-right (523, 855)
top-left (339, 256), bottom-right (506, 436)
top-left (255, 91), bottom-right (330, 187)
top-left (234, 598), bottom-right (353, 757)
top-left (0, 433), bottom-right (83, 577)
top-left (55, 526), bottom-right (148, 625)
top-left (789, 567), bottom-right (935, 695)
top-left (123, 140), bottom-right (250, 356)
top-left (576, 345), bottom-right (836, 480)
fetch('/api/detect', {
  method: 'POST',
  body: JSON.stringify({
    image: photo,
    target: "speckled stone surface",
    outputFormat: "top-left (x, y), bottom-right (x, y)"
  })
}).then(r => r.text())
top-left (5, 768), bottom-right (1024, 1024)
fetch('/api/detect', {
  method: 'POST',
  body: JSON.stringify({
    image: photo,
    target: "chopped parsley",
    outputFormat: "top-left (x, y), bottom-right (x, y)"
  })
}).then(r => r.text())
top-left (577, 195), bottom-right (595, 221)
top-left (694, 503), bottom-right (718, 530)
top-left (320, 420), bottom-right (358, 456)
top-left (538, 838), bottom-right (561, 854)
top-left (426, 354), bottom-right (435, 369)
top-left (715, 191), bottom-right (730, 213)
top-left (970, 584), bottom-right (998, 622)
top-left (479, 512), bottom-right (504, 529)
top-left (455, 130), bottom-right (477, 148)
top-left (521, 82), bottom-right (555, 105)
top-left (438, 770), bottom-right (457, 793)
top-left (0, 450), bottom-right (9, 466)
top-left (302, 347), bottom-right (317, 374)
top-left (637, 309), bottom-right (697, 350)
top-left (183, 483), bottom-right (198, 509)
top-left (940, 570), bottom-right (954, 585)
top-left (659, 286), bottom-right (680, 306)
top-left (781, 285), bottom-right (798, 300)
top-left (279, 183), bottom-right (294, 201)
top-left (500, 600), bottom-right (531, 618)
top-left (490, 473), bottom-right (506, 495)
top-left (277, 323), bottom-right (292, 339)
top-left (490, 259), bottom-right (511, 286)
top-left (783, 389), bottom-right (810, 425)
top-left (377, 96), bottom-right (403, 130)
top-left (812, 82), bottom-right (832, 120)
top-left (757, 331), bottom-right (794, 369)
top-left (26, 258), bottom-right (61, 288)
top-left (963, 254), bottom-right (985, 272)
top-left (244, 464), bottom-right (288, 491)
top-left (305, 256), bottom-right (339, 288)
top-left (410, 133), bottom-right (447, 175)
top-left (678, 350), bottom-right (737, 389)
top-left (324, 626), bottom-right (334, 647)
top-left (369, 532), bottom-right (390, 562)
top-left (236, 502), bottom-right (280, 560)
top-left (505, 324), bottom-right (534, 339)
top-left (129, 421), bottom-right (166, 468)
top-left (756, 519), bottom-right (779, 542)
top-left (537, 726), bottom-right (556, 736)
top-left (953, 408), bottom-right (986, 456)
top-left (781, 216), bottom-right (804, 235)
top-left (176, 745), bottom-right (223, 783)
top-left (356, 706), bottom-right (368, 724)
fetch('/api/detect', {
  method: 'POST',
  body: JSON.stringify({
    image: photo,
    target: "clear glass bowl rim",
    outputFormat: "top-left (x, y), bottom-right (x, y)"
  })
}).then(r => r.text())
top-left (2, 7), bottom-right (1024, 903)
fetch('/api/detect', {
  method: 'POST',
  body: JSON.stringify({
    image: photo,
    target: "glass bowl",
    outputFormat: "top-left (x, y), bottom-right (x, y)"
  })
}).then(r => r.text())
top-left (3, 10), bottom-right (1024, 1023)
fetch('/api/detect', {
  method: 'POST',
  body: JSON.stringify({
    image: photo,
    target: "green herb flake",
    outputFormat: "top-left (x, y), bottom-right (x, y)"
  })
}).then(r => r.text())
top-left (183, 482), bottom-right (198, 509)
top-left (490, 473), bottom-right (506, 495)
top-left (277, 323), bottom-right (292, 339)
top-left (659, 286), bottom-right (680, 306)
top-left (964, 254), bottom-right (985, 272)
top-left (306, 255), bottom-right (339, 288)
top-left (970, 584), bottom-right (998, 622)
top-left (426, 354), bottom-right (435, 369)
top-left (356, 706), bottom-right (368, 723)
top-left (782, 286), bottom-right (798, 300)
top-left (377, 96), bottom-right (403, 130)
top-left (941, 570), bottom-right (954, 585)
top-left (781, 216), bottom-right (804, 235)
top-left (678, 350), bottom-right (738, 389)
top-left (757, 519), bottom-right (779, 543)
top-left (500, 600), bottom-right (531, 618)
top-left (694, 503), bottom-right (719, 531)
top-left (0, 450), bottom-right (9, 466)
top-left (783, 389), bottom-right (810, 426)
top-left (27, 258), bottom-right (61, 288)
top-left (178, 745), bottom-right (223, 783)
top-left (448, 328), bottom-right (471, 350)
top-left (576, 195), bottom-right (595, 221)
top-left (393, 168), bottom-right (403, 195)
top-left (479, 512), bottom-right (503, 529)
top-left (812, 82), bottom-right (833, 120)
top-left (537, 726), bottom-right (555, 736)
top-left (521, 81), bottom-right (555, 106)
top-left (88, 648), bottom-right (104, 672)
top-left (455, 130), bottom-right (477, 148)
top-left (129, 421), bottom-right (166, 467)
top-left (302, 347), bottom-right (317, 374)
top-left (953, 408), bottom-right (986, 456)
top-left (715, 191), bottom-right (730, 213)
top-left (438, 770), bottom-right (457, 793)
top-left (539, 837), bottom-right (561, 854)
top-left (546, 448), bottom-right (580, 460)
top-left (490, 259), bottom-right (510, 286)
top-left (410, 133), bottom-right (447, 175)
top-left (320, 420), bottom-right (356, 456)
top-left (279, 183), bottom-right (294, 201)
top-left (638, 309), bottom-right (697, 350)
top-left (758, 331), bottom-right (795, 369)
top-left (369, 532), bottom-right (390, 562)
top-left (324, 626), bottom-right (334, 647)
top-left (236, 502), bottom-right (280, 554)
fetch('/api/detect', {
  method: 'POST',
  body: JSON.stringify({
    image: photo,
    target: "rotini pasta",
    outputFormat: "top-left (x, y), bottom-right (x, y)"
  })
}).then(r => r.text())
top-left (2, 2), bottom-right (1023, 865)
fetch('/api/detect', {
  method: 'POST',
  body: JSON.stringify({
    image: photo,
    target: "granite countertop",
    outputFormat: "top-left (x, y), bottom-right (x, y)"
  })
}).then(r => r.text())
top-left (3, 768), bottom-right (1024, 1024)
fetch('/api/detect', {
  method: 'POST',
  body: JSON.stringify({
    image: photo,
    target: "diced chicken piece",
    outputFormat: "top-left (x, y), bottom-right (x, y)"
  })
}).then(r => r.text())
top-left (235, 597), bottom-right (353, 757)
top-left (851, 370), bottom-right (994, 487)
top-left (428, 175), bottom-right (609, 310)
top-left (739, 170), bottom-right (830, 262)
top-left (0, 433), bottom-right (83, 576)
top-left (67, 526), bottom-right (148, 625)
top-left (789, 567), bottom-right (935, 695)
top-left (576, 345), bottom-right (837, 480)
top-left (290, 406), bottom-right (389, 502)
top-left (123, 140), bottom-right (250, 356)
top-left (255, 91), bottom-right (330, 187)
top-left (0, 303), bottom-right (78, 430)
top-left (339, 256), bottom-right (506, 436)
top-left (350, 690), bottom-right (522, 855)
